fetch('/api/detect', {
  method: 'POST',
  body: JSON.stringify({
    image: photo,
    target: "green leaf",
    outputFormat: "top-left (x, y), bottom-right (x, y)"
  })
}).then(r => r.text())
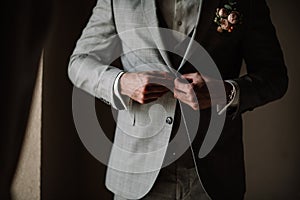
top-left (224, 4), bottom-right (232, 10)
top-left (228, 0), bottom-right (237, 5)
top-left (214, 17), bottom-right (220, 25)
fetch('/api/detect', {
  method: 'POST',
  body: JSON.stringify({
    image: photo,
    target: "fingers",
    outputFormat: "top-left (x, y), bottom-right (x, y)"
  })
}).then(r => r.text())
top-left (181, 72), bottom-right (204, 86)
top-left (174, 78), bottom-right (193, 93)
top-left (181, 73), bottom-right (196, 80)
top-left (119, 71), bottom-right (212, 108)
top-left (140, 71), bottom-right (174, 88)
top-left (120, 71), bottom-right (174, 102)
top-left (132, 88), bottom-right (168, 104)
top-left (174, 78), bottom-right (198, 110)
top-left (123, 71), bottom-right (174, 104)
top-left (143, 84), bottom-right (169, 94)
top-left (144, 77), bottom-right (174, 89)
top-left (174, 86), bottom-right (212, 110)
top-left (173, 77), bottom-right (199, 110)
top-left (174, 88), bottom-right (199, 110)
top-left (173, 73), bottom-right (209, 110)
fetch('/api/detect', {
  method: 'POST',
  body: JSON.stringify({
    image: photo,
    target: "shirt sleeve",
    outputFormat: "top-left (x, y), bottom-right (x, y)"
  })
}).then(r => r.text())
top-left (217, 80), bottom-right (240, 116)
top-left (113, 71), bottom-right (131, 110)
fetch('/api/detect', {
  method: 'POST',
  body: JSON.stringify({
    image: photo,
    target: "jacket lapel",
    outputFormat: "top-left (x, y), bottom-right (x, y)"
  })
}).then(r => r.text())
top-left (196, 0), bottom-right (222, 43)
top-left (141, 0), bottom-right (173, 69)
top-left (141, 0), bottom-right (222, 68)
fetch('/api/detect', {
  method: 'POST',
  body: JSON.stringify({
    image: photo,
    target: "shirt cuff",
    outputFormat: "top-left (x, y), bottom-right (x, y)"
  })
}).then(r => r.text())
top-left (217, 80), bottom-right (240, 115)
top-left (113, 72), bottom-right (130, 110)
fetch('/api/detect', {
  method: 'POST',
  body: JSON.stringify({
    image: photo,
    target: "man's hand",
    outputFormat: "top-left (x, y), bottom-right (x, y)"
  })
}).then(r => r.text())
top-left (173, 72), bottom-right (231, 110)
top-left (120, 71), bottom-right (174, 104)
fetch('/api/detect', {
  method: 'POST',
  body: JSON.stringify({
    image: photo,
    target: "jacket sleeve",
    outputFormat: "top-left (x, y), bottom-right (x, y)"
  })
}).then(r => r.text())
top-left (234, 0), bottom-right (288, 116)
top-left (68, 0), bottom-right (127, 110)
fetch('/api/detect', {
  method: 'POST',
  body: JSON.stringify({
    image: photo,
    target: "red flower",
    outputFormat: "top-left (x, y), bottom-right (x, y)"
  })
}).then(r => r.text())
top-left (228, 11), bottom-right (240, 24)
top-left (220, 19), bottom-right (230, 30)
top-left (217, 8), bottom-right (228, 18)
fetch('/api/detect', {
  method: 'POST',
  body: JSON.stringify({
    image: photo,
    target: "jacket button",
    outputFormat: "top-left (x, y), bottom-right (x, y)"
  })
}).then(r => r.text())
top-left (166, 117), bottom-right (173, 125)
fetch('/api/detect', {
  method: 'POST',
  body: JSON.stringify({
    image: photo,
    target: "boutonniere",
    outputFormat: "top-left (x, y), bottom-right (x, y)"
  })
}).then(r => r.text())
top-left (214, 0), bottom-right (242, 33)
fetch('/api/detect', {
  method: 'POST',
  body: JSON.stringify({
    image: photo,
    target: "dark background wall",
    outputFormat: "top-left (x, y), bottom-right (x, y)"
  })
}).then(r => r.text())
top-left (242, 1), bottom-right (300, 199)
top-left (42, 0), bottom-right (300, 199)
top-left (42, 0), bottom-right (111, 199)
